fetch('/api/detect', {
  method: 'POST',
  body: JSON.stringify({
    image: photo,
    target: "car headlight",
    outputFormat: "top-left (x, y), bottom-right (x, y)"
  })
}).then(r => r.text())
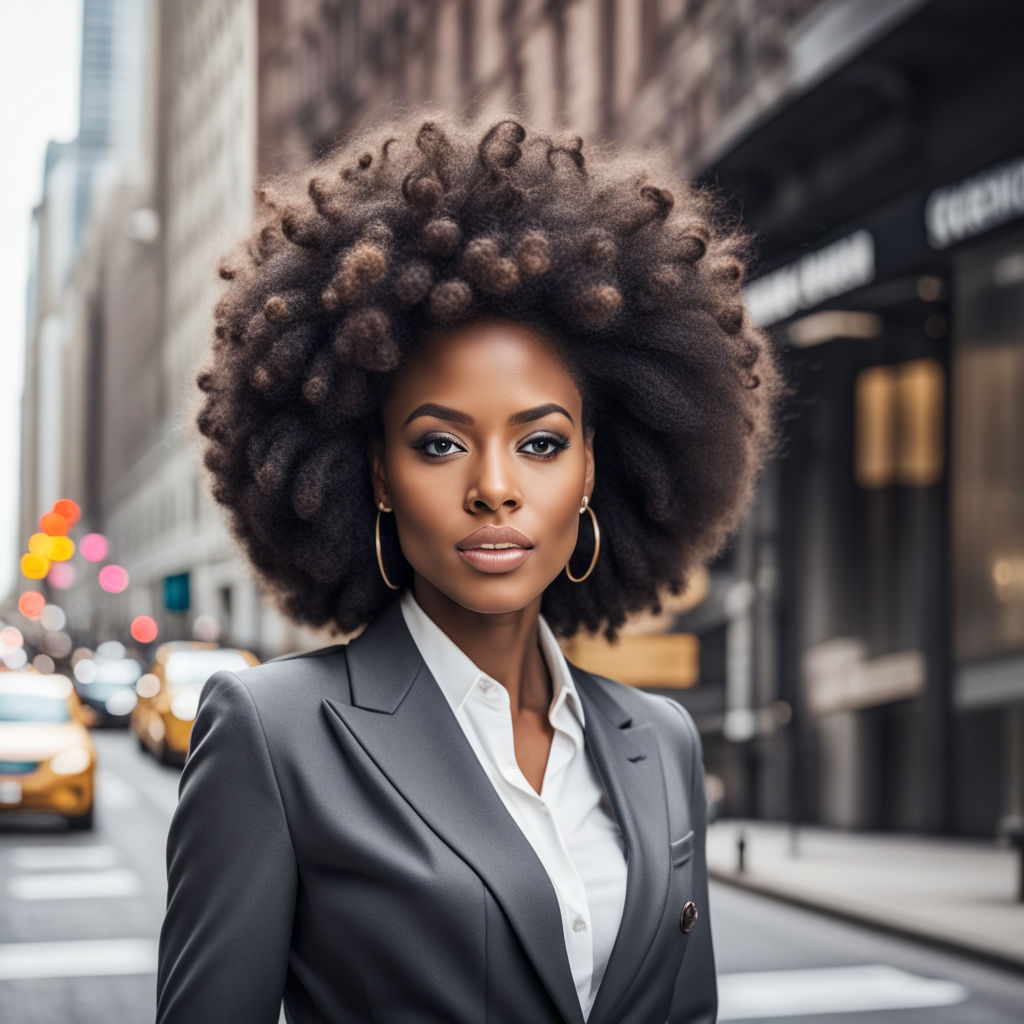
top-left (170, 692), bottom-right (200, 721)
top-left (105, 690), bottom-right (138, 716)
top-left (50, 748), bottom-right (92, 776)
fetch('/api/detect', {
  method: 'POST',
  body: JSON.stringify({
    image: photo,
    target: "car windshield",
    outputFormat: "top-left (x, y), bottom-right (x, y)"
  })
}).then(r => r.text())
top-left (164, 649), bottom-right (250, 689)
top-left (0, 693), bottom-right (71, 723)
top-left (89, 659), bottom-right (143, 686)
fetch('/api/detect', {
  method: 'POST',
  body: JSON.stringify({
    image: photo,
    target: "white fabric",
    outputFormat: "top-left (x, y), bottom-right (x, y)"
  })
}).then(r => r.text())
top-left (400, 590), bottom-right (627, 1020)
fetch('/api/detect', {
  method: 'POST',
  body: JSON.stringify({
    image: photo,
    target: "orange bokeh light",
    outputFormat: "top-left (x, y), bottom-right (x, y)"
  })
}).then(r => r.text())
top-left (21, 553), bottom-right (50, 579)
top-left (53, 499), bottom-right (81, 527)
top-left (39, 512), bottom-right (69, 536)
top-left (18, 591), bottom-right (46, 619)
top-left (130, 615), bottom-right (159, 644)
top-left (48, 536), bottom-right (75, 561)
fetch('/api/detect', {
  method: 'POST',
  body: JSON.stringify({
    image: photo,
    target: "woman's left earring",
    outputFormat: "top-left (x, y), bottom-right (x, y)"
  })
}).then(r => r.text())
top-left (565, 496), bottom-right (600, 583)
top-left (375, 501), bottom-right (400, 590)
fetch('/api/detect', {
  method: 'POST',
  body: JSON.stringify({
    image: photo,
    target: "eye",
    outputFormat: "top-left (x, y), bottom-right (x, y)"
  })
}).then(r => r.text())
top-left (411, 433), bottom-right (466, 458)
top-left (519, 433), bottom-right (571, 459)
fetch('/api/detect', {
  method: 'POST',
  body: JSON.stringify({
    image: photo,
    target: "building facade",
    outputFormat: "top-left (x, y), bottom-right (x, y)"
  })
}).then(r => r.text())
top-left (699, 0), bottom-right (1024, 837)
top-left (17, 0), bottom-right (1019, 839)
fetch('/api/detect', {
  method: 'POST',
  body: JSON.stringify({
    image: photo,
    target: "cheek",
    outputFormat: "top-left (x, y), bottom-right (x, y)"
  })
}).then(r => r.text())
top-left (386, 461), bottom-right (452, 556)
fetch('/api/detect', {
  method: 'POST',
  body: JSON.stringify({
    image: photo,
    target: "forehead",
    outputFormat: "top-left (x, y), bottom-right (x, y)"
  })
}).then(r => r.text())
top-left (385, 320), bottom-right (581, 414)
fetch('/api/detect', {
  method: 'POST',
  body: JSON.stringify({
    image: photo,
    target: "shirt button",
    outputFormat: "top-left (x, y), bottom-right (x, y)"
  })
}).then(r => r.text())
top-left (572, 916), bottom-right (587, 933)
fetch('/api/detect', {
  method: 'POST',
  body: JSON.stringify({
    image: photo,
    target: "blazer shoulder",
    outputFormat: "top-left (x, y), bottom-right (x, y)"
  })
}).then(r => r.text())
top-left (575, 666), bottom-right (699, 750)
top-left (208, 641), bottom-right (353, 711)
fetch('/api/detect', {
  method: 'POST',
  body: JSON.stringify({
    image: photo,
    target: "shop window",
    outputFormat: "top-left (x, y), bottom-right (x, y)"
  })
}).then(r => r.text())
top-left (854, 359), bottom-right (944, 489)
top-left (953, 236), bottom-right (1024, 660)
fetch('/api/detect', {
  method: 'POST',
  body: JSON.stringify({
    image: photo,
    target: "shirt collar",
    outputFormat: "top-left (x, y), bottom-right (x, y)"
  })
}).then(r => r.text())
top-left (399, 589), bottom-right (585, 727)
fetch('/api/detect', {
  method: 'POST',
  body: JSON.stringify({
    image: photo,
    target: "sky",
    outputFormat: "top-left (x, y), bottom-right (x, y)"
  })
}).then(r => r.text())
top-left (0, 3), bottom-right (81, 601)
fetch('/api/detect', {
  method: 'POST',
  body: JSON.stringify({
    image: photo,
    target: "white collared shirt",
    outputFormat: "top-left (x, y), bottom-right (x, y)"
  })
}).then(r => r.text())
top-left (400, 590), bottom-right (627, 1019)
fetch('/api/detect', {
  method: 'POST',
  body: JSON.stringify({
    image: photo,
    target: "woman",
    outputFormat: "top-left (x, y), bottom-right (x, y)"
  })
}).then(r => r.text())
top-left (157, 112), bottom-right (781, 1024)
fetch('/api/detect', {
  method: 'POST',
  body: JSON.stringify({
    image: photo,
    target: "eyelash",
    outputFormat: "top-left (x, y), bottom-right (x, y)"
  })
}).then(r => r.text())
top-left (411, 431), bottom-right (571, 461)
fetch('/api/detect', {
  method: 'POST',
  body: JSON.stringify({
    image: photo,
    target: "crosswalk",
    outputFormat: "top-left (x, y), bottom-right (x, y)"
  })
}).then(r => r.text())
top-left (0, 937), bottom-right (157, 981)
top-left (1, 843), bottom-right (155, 982)
top-left (717, 963), bottom-right (969, 1020)
top-left (0, 834), bottom-right (986, 1024)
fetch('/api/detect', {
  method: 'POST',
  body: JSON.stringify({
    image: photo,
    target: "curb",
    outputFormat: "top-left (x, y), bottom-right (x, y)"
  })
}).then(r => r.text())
top-left (709, 868), bottom-right (1024, 977)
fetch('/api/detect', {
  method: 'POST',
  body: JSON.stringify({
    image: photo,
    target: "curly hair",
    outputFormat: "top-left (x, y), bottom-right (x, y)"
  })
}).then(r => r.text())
top-left (193, 110), bottom-right (784, 640)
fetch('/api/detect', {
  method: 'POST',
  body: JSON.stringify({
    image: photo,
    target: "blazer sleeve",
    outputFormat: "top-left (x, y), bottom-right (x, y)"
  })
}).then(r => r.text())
top-left (157, 670), bottom-right (297, 1024)
top-left (664, 698), bottom-right (718, 1024)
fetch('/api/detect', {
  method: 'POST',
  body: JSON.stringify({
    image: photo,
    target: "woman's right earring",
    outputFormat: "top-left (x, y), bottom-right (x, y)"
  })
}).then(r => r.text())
top-left (375, 502), bottom-right (400, 590)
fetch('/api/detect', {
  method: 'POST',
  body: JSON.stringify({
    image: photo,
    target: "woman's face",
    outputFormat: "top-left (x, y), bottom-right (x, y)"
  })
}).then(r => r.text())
top-left (371, 319), bottom-right (594, 617)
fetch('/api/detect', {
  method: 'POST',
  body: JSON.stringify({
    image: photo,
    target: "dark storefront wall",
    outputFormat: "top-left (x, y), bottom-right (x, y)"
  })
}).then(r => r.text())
top-left (949, 229), bottom-right (1024, 836)
top-left (750, 205), bottom-right (1024, 835)
top-left (776, 297), bottom-right (949, 831)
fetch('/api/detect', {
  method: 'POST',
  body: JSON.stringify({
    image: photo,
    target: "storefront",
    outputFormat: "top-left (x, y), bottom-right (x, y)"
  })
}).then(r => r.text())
top-left (691, 0), bottom-right (1024, 835)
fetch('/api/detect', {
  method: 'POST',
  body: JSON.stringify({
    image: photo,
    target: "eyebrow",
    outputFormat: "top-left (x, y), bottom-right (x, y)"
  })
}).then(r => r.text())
top-left (403, 402), bottom-right (575, 428)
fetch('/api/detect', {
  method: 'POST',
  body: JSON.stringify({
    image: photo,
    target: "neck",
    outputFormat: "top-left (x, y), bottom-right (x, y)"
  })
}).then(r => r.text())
top-left (410, 577), bottom-right (551, 715)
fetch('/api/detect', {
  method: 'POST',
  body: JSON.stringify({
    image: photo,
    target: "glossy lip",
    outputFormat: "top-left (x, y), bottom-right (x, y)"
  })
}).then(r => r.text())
top-left (457, 547), bottom-right (533, 573)
top-left (455, 525), bottom-right (534, 551)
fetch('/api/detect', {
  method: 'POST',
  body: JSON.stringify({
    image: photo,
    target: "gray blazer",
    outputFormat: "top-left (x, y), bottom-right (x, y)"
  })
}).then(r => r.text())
top-left (157, 598), bottom-right (717, 1023)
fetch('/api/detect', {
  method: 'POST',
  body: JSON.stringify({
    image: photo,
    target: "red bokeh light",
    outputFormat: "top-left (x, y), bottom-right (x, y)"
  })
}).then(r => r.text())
top-left (130, 615), bottom-right (159, 644)
top-left (18, 591), bottom-right (46, 619)
top-left (53, 499), bottom-right (81, 527)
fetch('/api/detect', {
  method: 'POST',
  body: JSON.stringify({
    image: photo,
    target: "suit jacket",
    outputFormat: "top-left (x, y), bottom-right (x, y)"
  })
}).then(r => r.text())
top-left (156, 598), bottom-right (717, 1023)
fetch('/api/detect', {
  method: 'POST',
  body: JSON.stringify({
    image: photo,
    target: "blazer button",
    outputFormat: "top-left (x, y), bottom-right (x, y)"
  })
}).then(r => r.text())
top-left (679, 901), bottom-right (698, 934)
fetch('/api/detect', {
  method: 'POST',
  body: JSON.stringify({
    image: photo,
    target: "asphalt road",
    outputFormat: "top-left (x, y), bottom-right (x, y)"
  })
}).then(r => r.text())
top-left (2, 730), bottom-right (1023, 1023)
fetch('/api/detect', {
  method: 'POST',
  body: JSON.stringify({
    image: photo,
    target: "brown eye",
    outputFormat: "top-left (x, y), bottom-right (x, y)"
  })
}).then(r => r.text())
top-left (412, 433), bottom-right (466, 458)
top-left (520, 433), bottom-right (570, 458)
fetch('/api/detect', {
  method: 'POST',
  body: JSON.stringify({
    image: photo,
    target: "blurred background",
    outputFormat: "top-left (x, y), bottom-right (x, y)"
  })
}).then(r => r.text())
top-left (2, 1), bottom-right (1024, 1022)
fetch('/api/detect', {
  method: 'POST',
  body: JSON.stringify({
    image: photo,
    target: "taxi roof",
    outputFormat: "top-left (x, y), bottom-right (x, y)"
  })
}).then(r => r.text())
top-left (0, 673), bottom-right (74, 698)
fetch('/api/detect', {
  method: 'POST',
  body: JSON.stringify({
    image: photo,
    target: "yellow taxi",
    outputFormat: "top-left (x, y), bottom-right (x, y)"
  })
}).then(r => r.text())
top-left (131, 642), bottom-right (259, 765)
top-left (0, 672), bottom-right (96, 830)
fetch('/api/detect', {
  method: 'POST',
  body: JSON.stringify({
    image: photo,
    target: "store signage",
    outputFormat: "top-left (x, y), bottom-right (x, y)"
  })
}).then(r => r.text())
top-left (925, 153), bottom-right (1024, 249)
top-left (744, 230), bottom-right (875, 327)
top-left (803, 637), bottom-right (925, 715)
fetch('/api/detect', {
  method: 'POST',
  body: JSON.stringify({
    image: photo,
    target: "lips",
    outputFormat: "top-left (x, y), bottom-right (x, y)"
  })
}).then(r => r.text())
top-left (455, 525), bottom-right (534, 574)
top-left (455, 525), bottom-right (534, 551)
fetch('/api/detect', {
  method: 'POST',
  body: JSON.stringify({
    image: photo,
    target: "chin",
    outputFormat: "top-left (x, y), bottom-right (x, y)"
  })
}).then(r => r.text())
top-left (427, 568), bottom-right (553, 617)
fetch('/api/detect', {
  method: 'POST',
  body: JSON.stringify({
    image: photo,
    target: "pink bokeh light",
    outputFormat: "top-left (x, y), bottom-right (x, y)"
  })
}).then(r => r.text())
top-left (47, 562), bottom-right (77, 589)
top-left (98, 564), bottom-right (129, 594)
top-left (80, 533), bottom-right (109, 562)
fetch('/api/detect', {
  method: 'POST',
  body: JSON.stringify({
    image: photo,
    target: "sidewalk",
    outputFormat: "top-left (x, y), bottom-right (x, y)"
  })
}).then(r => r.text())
top-left (707, 820), bottom-right (1024, 972)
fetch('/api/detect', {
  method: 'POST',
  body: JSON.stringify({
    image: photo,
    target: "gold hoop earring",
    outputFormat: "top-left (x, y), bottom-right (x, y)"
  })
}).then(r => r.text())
top-left (566, 496), bottom-right (600, 583)
top-left (375, 502), bottom-right (400, 590)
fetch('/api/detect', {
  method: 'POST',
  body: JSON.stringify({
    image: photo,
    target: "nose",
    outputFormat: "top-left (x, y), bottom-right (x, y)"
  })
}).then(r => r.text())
top-left (465, 442), bottom-right (522, 513)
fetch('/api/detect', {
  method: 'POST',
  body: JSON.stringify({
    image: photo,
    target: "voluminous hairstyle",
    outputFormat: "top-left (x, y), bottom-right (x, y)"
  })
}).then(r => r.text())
top-left (195, 110), bottom-right (783, 640)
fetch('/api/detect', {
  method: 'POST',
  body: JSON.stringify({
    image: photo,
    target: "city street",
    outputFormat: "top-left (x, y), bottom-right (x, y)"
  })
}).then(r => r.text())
top-left (712, 882), bottom-right (1024, 1023)
top-left (2, 732), bottom-right (1024, 1023)
top-left (0, 729), bottom-right (176, 1024)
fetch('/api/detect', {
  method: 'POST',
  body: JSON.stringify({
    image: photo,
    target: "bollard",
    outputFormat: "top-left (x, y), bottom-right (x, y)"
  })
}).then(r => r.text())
top-left (737, 830), bottom-right (746, 874)
top-left (996, 815), bottom-right (1024, 902)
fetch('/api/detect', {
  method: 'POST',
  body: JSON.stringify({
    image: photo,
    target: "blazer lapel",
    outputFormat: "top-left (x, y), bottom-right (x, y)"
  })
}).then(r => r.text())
top-left (321, 600), bottom-right (585, 1024)
top-left (572, 666), bottom-right (672, 1024)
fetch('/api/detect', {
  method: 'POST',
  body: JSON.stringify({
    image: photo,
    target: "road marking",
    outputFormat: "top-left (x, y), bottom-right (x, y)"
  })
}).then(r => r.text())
top-left (9, 845), bottom-right (120, 871)
top-left (7, 869), bottom-right (143, 901)
top-left (96, 769), bottom-right (140, 809)
top-left (0, 938), bottom-right (157, 980)
top-left (717, 964), bottom-right (968, 1020)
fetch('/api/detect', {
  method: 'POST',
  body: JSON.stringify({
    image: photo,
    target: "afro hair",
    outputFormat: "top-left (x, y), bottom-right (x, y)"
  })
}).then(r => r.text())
top-left (194, 110), bottom-right (784, 640)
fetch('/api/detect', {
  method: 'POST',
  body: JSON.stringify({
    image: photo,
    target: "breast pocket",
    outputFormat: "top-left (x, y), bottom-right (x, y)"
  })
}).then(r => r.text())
top-left (670, 829), bottom-right (695, 867)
